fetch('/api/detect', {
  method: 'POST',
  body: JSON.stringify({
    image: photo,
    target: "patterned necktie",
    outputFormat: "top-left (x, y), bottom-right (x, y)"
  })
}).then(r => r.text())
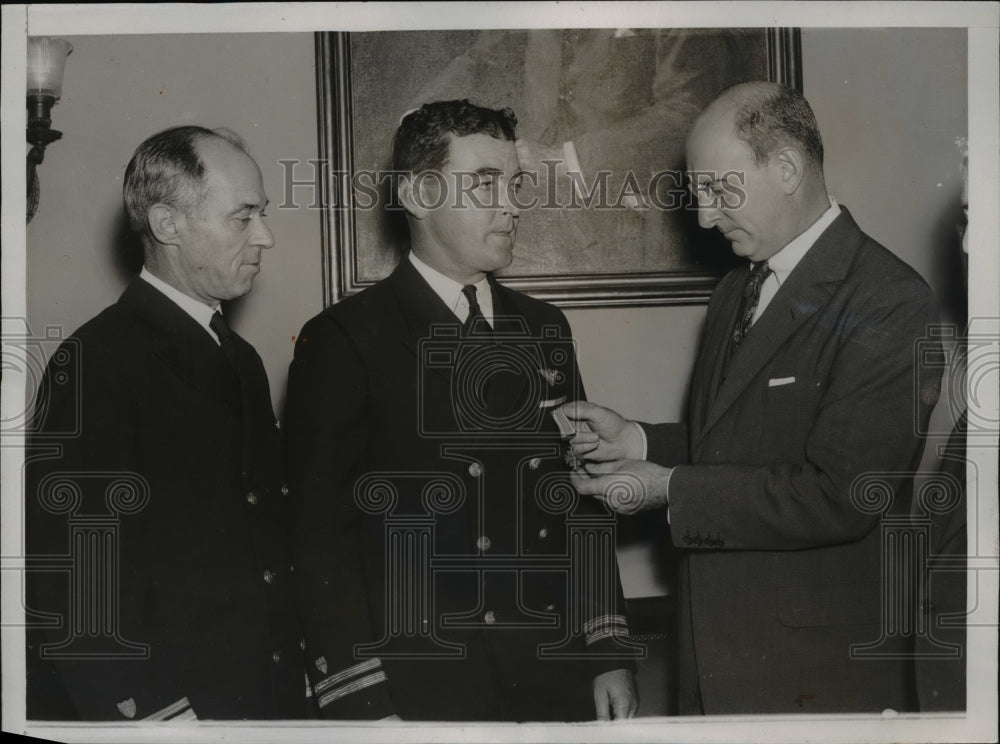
top-left (210, 311), bottom-right (239, 370)
top-left (462, 284), bottom-right (488, 335)
top-left (720, 261), bottom-right (772, 385)
top-left (733, 260), bottom-right (772, 349)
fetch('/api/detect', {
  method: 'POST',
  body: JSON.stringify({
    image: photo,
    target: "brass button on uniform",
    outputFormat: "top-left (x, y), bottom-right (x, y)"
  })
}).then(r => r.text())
top-left (528, 457), bottom-right (542, 470)
top-left (468, 463), bottom-right (483, 478)
top-left (484, 611), bottom-right (496, 625)
top-left (246, 491), bottom-right (259, 505)
top-left (272, 651), bottom-right (281, 663)
top-left (281, 484), bottom-right (290, 496)
top-left (476, 536), bottom-right (492, 552)
top-left (263, 569), bottom-right (276, 584)
top-left (538, 527), bottom-right (548, 539)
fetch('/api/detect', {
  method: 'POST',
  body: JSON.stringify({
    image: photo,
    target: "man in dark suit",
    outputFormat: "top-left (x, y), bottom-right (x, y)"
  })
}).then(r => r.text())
top-left (563, 82), bottom-right (942, 714)
top-left (25, 126), bottom-right (311, 720)
top-left (285, 100), bottom-right (637, 721)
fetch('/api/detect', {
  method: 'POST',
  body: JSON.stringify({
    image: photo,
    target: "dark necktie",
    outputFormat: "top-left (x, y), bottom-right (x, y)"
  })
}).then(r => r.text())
top-left (721, 261), bottom-right (772, 382)
top-left (733, 260), bottom-right (772, 349)
top-left (210, 311), bottom-right (239, 370)
top-left (462, 284), bottom-right (489, 336)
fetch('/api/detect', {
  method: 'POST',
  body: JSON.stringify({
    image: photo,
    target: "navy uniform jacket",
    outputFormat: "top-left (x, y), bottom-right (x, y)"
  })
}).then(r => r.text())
top-left (285, 258), bottom-right (635, 721)
top-left (25, 278), bottom-right (312, 721)
top-left (643, 208), bottom-right (942, 714)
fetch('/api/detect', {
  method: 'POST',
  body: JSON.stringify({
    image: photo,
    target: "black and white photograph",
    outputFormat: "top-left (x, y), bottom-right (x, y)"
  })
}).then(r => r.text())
top-left (2, 3), bottom-right (997, 743)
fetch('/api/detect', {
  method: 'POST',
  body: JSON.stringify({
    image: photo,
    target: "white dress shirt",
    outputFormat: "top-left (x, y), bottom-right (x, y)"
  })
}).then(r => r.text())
top-left (752, 197), bottom-right (841, 323)
top-left (139, 266), bottom-right (223, 345)
top-left (408, 251), bottom-right (494, 327)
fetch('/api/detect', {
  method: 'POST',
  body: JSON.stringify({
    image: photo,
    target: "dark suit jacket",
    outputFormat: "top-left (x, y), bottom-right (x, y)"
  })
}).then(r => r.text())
top-left (25, 278), bottom-right (311, 721)
top-left (643, 208), bottom-right (942, 714)
top-left (285, 258), bottom-right (634, 721)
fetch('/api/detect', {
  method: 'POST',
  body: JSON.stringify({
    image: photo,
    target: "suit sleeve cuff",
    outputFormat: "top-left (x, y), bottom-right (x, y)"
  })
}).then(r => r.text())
top-left (633, 421), bottom-right (648, 460)
top-left (583, 615), bottom-right (639, 674)
top-left (664, 466), bottom-right (674, 524)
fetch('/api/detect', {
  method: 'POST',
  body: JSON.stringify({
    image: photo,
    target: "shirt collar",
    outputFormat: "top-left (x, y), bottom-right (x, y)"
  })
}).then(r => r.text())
top-left (767, 197), bottom-right (841, 284)
top-left (139, 266), bottom-right (221, 343)
top-left (408, 251), bottom-right (493, 324)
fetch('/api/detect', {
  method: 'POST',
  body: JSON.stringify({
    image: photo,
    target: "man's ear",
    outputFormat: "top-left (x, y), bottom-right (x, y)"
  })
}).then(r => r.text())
top-left (398, 176), bottom-right (429, 220)
top-left (772, 146), bottom-right (805, 195)
top-left (147, 204), bottom-right (181, 245)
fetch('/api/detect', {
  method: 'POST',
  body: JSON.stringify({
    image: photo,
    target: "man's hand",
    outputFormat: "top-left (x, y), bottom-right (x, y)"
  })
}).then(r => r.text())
top-left (570, 459), bottom-right (671, 515)
top-left (593, 668), bottom-right (639, 720)
top-left (559, 401), bottom-right (645, 464)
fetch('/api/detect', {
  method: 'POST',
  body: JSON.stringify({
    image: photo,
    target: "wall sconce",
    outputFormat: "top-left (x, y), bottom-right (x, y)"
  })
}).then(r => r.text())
top-left (27, 36), bottom-right (73, 223)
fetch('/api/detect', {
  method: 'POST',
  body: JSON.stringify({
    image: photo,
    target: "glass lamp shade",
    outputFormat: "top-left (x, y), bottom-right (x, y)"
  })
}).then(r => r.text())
top-left (27, 37), bottom-right (73, 100)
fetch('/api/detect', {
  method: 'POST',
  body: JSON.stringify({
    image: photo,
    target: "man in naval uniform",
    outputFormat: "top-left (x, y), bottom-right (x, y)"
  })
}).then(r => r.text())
top-left (26, 125), bottom-right (312, 720)
top-left (285, 100), bottom-right (638, 721)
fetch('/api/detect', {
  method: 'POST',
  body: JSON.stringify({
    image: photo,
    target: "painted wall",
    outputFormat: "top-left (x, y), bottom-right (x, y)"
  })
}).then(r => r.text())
top-left (24, 29), bottom-right (967, 598)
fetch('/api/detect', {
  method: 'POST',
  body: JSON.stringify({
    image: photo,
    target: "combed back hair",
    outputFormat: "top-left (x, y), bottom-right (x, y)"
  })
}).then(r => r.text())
top-left (731, 84), bottom-right (824, 167)
top-left (123, 125), bottom-right (248, 236)
top-left (392, 99), bottom-right (517, 174)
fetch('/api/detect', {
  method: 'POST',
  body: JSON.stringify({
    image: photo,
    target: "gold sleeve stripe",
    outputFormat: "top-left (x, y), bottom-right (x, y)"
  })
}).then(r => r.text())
top-left (317, 671), bottom-right (388, 709)
top-left (313, 657), bottom-right (383, 695)
top-left (143, 696), bottom-right (194, 721)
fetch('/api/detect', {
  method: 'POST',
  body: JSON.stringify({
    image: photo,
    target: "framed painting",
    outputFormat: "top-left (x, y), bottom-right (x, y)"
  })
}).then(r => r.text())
top-left (317, 28), bottom-right (801, 307)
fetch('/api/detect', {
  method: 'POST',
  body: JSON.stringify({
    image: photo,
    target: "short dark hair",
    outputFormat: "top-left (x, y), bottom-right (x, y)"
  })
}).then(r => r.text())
top-left (732, 84), bottom-right (824, 167)
top-left (123, 125), bottom-right (248, 236)
top-left (392, 99), bottom-right (517, 174)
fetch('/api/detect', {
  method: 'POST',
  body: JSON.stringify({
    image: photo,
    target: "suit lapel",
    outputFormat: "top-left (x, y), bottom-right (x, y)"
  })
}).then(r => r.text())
top-left (119, 278), bottom-right (242, 415)
top-left (695, 209), bottom-right (864, 446)
top-left (691, 270), bottom-right (743, 437)
top-left (386, 258), bottom-right (465, 388)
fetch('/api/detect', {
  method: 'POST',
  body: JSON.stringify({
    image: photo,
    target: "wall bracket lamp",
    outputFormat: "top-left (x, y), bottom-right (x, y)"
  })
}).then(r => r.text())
top-left (27, 37), bottom-right (72, 224)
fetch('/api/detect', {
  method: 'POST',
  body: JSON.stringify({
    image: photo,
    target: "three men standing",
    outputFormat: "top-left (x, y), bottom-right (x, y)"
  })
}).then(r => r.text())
top-left (26, 83), bottom-right (945, 722)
